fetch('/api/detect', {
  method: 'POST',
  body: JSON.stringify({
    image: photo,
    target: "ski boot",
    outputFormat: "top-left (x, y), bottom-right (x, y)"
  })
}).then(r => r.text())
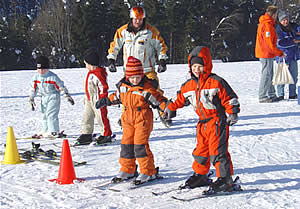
top-left (73, 134), bottom-right (93, 146)
top-left (95, 135), bottom-right (113, 145)
top-left (111, 167), bottom-right (139, 183)
top-left (203, 176), bottom-right (234, 195)
top-left (133, 167), bottom-right (162, 185)
top-left (179, 171), bottom-right (213, 189)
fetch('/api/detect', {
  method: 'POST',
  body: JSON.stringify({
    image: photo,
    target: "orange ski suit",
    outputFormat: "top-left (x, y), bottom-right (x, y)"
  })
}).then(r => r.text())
top-left (108, 77), bottom-right (168, 175)
top-left (167, 46), bottom-right (240, 177)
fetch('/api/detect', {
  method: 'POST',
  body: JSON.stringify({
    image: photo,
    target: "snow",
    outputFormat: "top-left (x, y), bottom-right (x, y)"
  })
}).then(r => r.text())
top-left (1, 61), bottom-right (300, 209)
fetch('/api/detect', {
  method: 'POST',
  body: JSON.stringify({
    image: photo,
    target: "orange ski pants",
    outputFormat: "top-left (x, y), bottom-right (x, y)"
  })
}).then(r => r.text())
top-left (192, 117), bottom-right (233, 177)
top-left (119, 108), bottom-right (157, 176)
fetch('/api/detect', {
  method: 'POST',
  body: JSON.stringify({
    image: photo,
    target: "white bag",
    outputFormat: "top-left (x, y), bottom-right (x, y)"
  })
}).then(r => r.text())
top-left (272, 58), bottom-right (294, 85)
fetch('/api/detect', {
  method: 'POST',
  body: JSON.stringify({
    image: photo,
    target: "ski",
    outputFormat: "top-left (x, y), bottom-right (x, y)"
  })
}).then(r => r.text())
top-left (94, 178), bottom-right (135, 191)
top-left (152, 187), bottom-right (181, 196)
top-left (97, 175), bottom-right (164, 192)
top-left (171, 189), bottom-right (243, 201)
top-left (126, 175), bottom-right (164, 191)
top-left (21, 151), bottom-right (61, 166)
top-left (21, 151), bottom-right (87, 166)
top-left (30, 142), bottom-right (87, 166)
top-left (171, 176), bottom-right (243, 201)
top-left (16, 130), bottom-right (67, 140)
top-left (152, 170), bottom-right (214, 196)
top-left (108, 167), bottom-right (164, 192)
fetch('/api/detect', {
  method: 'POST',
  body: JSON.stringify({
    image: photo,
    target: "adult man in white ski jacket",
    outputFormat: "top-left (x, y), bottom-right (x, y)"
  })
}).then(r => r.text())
top-left (107, 6), bottom-right (171, 127)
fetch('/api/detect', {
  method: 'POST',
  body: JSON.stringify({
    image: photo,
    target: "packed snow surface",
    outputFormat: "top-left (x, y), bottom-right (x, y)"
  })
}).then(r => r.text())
top-left (1, 61), bottom-right (300, 209)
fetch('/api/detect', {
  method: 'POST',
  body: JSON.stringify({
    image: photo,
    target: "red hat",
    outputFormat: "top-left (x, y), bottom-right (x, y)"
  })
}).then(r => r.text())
top-left (125, 56), bottom-right (144, 80)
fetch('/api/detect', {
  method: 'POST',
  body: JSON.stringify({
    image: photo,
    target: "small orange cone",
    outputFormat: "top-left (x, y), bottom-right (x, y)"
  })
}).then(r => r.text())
top-left (49, 139), bottom-right (84, 184)
top-left (1, 127), bottom-right (25, 164)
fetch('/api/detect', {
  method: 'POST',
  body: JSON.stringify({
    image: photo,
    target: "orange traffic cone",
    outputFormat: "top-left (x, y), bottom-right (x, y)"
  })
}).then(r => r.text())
top-left (49, 139), bottom-right (84, 184)
top-left (1, 127), bottom-right (25, 164)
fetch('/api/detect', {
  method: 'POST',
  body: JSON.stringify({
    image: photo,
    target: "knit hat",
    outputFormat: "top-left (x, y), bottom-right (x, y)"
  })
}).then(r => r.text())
top-left (190, 56), bottom-right (204, 66)
top-left (278, 11), bottom-right (288, 22)
top-left (125, 56), bottom-right (144, 80)
top-left (36, 56), bottom-right (49, 69)
top-left (84, 48), bottom-right (99, 66)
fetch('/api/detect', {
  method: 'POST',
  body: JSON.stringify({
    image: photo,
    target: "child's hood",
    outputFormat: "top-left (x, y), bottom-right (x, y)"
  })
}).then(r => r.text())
top-left (188, 46), bottom-right (213, 80)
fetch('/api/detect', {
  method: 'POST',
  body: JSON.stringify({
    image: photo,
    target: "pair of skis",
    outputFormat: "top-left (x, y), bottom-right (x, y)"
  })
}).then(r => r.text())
top-left (95, 167), bottom-right (163, 192)
top-left (95, 176), bottom-right (164, 192)
top-left (153, 176), bottom-right (243, 201)
top-left (19, 142), bottom-right (87, 166)
top-left (16, 130), bottom-right (67, 140)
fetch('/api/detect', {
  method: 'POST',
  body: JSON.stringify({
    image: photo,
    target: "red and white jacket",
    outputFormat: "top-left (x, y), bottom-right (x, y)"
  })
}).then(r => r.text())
top-left (84, 67), bottom-right (108, 103)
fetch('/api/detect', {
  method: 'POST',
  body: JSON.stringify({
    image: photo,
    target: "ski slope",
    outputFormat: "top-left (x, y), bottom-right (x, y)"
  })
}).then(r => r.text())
top-left (1, 61), bottom-right (300, 209)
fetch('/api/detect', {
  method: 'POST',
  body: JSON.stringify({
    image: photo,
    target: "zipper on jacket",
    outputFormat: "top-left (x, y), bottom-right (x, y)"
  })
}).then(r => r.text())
top-left (215, 121), bottom-right (218, 136)
top-left (197, 78), bottom-right (207, 130)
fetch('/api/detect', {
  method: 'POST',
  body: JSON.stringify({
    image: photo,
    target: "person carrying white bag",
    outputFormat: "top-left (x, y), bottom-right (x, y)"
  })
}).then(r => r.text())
top-left (275, 10), bottom-right (300, 100)
top-left (273, 57), bottom-right (294, 86)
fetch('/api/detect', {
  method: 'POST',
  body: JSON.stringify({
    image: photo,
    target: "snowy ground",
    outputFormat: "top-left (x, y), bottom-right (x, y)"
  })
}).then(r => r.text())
top-left (0, 61), bottom-right (300, 209)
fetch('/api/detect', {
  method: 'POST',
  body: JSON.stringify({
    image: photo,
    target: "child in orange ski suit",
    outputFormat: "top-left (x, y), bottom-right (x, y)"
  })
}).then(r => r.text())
top-left (165, 46), bottom-right (240, 192)
top-left (96, 56), bottom-right (168, 184)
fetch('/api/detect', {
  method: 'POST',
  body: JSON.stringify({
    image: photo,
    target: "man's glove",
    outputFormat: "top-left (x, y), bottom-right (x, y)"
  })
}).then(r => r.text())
top-left (95, 98), bottom-right (111, 109)
top-left (157, 59), bottom-right (167, 73)
top-left (226, 113), bottom-right (238, 126)
top-left (107, 59), bottom-right (117, 72)
top-left (65, 93), bottom-right (75, 105)
top-left (164, 106), bottom-right (176, 120)
top-left (29, 98), bottom-right (36, 111)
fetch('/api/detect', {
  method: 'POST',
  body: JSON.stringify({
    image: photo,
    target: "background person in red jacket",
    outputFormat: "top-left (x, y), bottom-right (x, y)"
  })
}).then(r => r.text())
top-left (74, 48), bottom-right (113, 146)
top-left (164, 46), bottom-right (240, 194)
top-left (255, 6), bottom-right (284, 103)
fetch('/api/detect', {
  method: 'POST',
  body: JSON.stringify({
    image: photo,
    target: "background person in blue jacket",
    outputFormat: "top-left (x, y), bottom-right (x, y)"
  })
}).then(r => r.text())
top-left (275, 10), bottom-right (300, 100)
top-left (29, 56), bottom-right (75, 138)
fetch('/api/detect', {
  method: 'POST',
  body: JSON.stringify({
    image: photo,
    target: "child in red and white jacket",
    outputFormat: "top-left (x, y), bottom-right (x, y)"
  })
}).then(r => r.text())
top-left (74, 48), bottom-right (113, 146)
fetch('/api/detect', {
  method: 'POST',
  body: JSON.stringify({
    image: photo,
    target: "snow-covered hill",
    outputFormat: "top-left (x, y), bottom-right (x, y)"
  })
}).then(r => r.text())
top-left (1, 62), bottom-right (300, 209)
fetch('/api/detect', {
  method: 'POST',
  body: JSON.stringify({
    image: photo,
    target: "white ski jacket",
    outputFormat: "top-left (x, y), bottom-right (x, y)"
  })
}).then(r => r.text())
top-left (107, 23), bottom-right (168, 73)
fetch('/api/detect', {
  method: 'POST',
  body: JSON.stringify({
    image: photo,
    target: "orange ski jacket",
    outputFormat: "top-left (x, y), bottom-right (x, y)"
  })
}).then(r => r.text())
top-left (168, 46), bottom-right (240, 121)
top-left (108, 77), bottom-right (168, 120)
top-left (255, 12), bottom-right (284, 58)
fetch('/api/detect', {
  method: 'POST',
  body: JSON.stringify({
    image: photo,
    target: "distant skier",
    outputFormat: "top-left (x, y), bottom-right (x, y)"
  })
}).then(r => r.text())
top-left (74, 48), bottom-right (113, 146)
top-left (29, 55), bottom-right (74, 138)
top-left (164, 46), bottom-right (240, 194)
top-left (95, 56), bottom-right (168, 185)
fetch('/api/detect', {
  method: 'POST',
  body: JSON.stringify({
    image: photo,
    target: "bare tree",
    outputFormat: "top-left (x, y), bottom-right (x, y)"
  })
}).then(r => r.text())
top-left (30, 0), bottom-right (72, 68)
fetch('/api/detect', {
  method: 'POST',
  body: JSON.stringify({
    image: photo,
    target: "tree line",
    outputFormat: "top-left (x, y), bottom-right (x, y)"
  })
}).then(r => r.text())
top-left (0, 0), bottom-right (299, 70)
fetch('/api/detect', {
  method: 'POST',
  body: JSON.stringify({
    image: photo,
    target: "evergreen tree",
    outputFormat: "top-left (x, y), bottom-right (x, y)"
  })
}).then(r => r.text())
top-left (0, 13), bottom-right (33, 70)
top-left (105, 0), bottom-right (132, 66)
top-left (143, 0), bottom-right (169, 62)
top-left (70, 0), bottom-right (111, 66)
